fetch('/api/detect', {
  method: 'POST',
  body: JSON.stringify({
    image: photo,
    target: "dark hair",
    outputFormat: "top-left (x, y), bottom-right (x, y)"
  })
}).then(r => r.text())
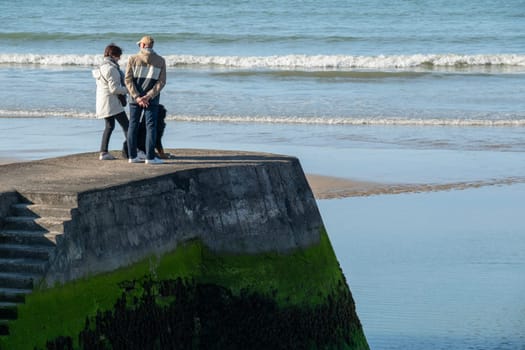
top-left (104, 43), bottom-right (123, 57)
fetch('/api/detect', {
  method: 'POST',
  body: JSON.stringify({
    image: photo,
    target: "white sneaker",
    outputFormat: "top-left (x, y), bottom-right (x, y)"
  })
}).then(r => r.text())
top-left (99, 152), bottom-right (116, 160)
top-left (128, 157), bottom-right (143, 163)
top-left (137, 150), bottom-right (147, 161)
top-left (145, 157), bottom-right (164, 165)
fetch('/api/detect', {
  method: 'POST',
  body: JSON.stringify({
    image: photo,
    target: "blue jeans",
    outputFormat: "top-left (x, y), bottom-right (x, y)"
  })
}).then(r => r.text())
top-left (128, 102), bottom-right (159, 160)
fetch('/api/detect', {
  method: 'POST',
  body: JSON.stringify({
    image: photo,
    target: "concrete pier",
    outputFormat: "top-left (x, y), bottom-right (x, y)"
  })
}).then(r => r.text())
top-left (0, 149), bottom-right (322, 286)
top-left (0, 149), bottom-right (369, 349)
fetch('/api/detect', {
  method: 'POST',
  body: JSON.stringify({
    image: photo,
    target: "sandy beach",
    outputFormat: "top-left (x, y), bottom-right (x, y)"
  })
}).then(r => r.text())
top-left (306, 173), bottom-right (525, 199)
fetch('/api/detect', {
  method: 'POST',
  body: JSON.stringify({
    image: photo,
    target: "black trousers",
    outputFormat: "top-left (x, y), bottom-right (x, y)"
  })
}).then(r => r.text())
top-left (100, 111), bottom-right (129, 158)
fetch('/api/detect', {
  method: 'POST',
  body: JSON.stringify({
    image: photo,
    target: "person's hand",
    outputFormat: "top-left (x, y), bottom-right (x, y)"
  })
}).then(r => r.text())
top-left (136, 96), bottom-right (150, 108)
top-left (142, 95), bottom-right (151, 107)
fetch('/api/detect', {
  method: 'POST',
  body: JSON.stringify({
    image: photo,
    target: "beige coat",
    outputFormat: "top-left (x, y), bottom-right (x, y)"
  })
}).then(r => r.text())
top-left (92, 58), bottom-right (128, 118)
top-left (125, 48), bottom-right (166, 101)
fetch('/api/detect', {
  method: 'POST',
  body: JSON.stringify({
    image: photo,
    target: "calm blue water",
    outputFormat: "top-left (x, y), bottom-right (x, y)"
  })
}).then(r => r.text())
top-left (319, 184), bottom-right (525, 350)
top-left (1, 1), bottom-right (524, 349)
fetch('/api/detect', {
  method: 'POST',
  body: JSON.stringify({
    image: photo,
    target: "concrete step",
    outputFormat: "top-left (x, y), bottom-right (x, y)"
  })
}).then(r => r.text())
top-left (2, 216), bottom-right (65, 233)
top-left (0, 288), bottom-right (30, 303)
top-left (0, 272), bottom-right (40, 289)
top-left (0, 243), bottom-right (53, 260)
top-left (8, 203), bottom-right (38, 218)
top-left (0, 257), bottom-right (48, 274)
top-left (19, 192), bottom-right (77, 208)
top-left (0, 229), bottom-right (59, 246)
top-left (10, 203), bottom-right (72, 220)
top-left (0, 302), bottom-right (18, 320)
top-left (2, 216), bottom-right (40, 231)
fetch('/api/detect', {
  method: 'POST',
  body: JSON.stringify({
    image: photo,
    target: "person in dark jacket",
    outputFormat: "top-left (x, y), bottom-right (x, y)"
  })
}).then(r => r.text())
top-left (125, 35), bottom-right (166, 164)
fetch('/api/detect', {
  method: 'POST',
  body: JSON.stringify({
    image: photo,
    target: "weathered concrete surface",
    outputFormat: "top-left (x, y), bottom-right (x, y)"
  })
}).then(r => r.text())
top-left (0, 149), bottom-right (323, 286)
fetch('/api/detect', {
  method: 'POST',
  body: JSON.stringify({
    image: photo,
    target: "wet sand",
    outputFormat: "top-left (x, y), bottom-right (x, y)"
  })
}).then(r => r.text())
top-left (306, 174), bottom-right (525, 199)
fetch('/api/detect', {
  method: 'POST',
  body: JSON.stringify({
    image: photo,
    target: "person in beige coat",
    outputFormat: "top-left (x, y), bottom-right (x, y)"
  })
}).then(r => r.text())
top-left (92, 43), bottom-right (129, 160)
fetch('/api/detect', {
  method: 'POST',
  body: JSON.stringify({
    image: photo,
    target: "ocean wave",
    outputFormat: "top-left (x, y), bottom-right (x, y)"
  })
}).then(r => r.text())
top-left (0, 109), bottom-right (95, 119)
top-left (0, 31), bottom-right (353, 44)
top-left (165, 54), bottom-right (525, 69)
top-left (1, 53), bottom-right (525, 70)
top-left (169, 115), bottom-right (525, 127)
top-left (0, 54), bottom-right (103, 66)
top-left (2, 109), bottom-right (524, 127)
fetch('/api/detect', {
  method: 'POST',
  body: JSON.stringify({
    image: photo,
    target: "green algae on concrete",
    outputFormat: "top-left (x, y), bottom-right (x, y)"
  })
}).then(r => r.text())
top-left (0, 229), bottom-right (368, 350)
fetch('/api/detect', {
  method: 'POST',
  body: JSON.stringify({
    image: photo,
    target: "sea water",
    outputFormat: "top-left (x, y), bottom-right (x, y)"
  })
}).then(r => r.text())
top-left (319, 184), bottom-right (525, 350)
top-left (1, 1), bottom-right (524, 349)
top-left (1, 0), bottom-right (525, 126)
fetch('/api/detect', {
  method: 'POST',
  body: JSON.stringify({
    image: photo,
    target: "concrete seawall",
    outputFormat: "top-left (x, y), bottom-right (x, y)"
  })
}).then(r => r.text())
top-left (0, 149), bottom-right (322, 286)
top-left (0, 149), bottom-right (369, 349)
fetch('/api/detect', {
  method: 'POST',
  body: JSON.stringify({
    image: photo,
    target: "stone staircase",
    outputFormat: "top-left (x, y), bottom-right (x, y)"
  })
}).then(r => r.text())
top-left (0, 197), bottom-right (72, 335)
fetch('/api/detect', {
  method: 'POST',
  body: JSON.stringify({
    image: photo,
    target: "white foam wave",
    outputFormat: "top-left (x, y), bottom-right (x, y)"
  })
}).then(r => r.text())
top-left (1, 53), bottom-right (525, 69)
top-left (166, 54), bottom-right (525, 69)
top-left (170, 115), bottom-right (525, 127)
top-left (0, 54), bottom-right (104, 66)
top-left (0, 109), bottom-right (95, 119)
top-left (1, 110), bottom-right (524, 127)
